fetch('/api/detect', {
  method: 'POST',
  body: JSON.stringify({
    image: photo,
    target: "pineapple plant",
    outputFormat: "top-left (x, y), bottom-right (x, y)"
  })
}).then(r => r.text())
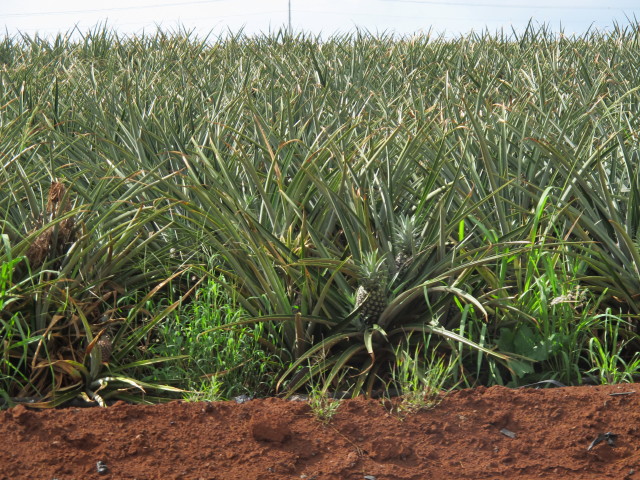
top-left (355, 252), bottom-right (389, 327)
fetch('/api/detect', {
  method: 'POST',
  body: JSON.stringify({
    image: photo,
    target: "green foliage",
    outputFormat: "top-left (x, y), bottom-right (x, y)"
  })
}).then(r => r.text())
top-left (0, 247), bottom-right (37, 398)
top-left (305, 355), bottom-right (344, 423)
top-left (148, 276), bottom-right (286, 399)
top-left (584, 310), bottom-right (640, 385)
top-left (307, 388), bottom-right (342, 424)
top-left (390, 338), bottom-right (456, 414)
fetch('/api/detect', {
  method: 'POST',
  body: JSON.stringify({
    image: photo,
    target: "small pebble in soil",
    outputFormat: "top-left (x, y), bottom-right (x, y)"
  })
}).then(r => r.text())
top-left (96, 460), bottom-right (109, 474)
top-left (364, 476), bottom-right (377, 480)
top-left (234, 394), bottom-right (253, 404)
top-left (587, 432), bottom-right (618, 451)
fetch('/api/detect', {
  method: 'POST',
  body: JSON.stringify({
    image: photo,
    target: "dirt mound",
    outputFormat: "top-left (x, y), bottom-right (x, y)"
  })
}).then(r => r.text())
top-left (2, 384), bottom-right (640, 479)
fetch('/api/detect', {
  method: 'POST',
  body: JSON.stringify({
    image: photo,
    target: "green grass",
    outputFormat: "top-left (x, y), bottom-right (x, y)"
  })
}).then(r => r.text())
top-left (390, 336), bottom-right (456, 414)
top-left (145, 275), bottom-right (287, 400)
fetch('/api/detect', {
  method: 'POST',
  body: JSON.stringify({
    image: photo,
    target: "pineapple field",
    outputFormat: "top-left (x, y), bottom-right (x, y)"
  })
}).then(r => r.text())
top-left (2, 24), bottom-right (640, 410)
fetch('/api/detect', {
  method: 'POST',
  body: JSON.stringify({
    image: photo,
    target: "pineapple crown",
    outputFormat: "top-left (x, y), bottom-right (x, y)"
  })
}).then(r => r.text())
top-left (393, 215), bottom-right (417, 254)
top-left (357, 251), bottom-right (388, 289)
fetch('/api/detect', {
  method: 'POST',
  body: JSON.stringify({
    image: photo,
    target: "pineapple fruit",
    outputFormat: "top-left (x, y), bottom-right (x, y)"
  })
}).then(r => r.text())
top-left (96, 332), bottom-right (113, 364)
top-left (355, 252), bottom-right (388, 326)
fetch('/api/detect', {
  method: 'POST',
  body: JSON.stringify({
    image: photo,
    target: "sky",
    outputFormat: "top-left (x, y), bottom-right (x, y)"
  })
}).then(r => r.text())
top-left (1, 0), bottom-right (639, 39)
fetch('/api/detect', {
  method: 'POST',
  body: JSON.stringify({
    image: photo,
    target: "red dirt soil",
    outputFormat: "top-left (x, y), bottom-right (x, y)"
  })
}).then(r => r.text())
top-left (2, 383), bottom-right (640, 479)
